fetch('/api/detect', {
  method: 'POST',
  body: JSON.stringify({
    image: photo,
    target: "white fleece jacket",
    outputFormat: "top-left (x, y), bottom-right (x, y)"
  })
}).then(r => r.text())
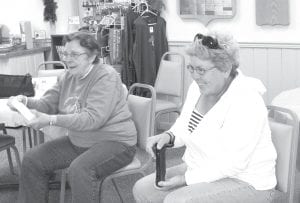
top-left (169, 70), bottom-right (277, 190)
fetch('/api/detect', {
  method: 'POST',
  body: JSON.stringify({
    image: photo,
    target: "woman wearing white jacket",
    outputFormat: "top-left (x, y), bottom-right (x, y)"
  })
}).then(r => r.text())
top-left (133, 31), bottom-right (277, 202)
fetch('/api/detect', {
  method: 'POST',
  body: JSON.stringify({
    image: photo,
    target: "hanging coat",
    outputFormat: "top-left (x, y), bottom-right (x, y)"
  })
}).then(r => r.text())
top-left (133, 15), bottom-right (168, 86)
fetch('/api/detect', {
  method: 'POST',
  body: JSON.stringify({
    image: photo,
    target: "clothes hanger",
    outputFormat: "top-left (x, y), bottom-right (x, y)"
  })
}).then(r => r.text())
top-left (140, 2), bottom-right (157, 17)
top-left (100, 15), bottom-right (116, 28)
top-left (131, 0), bottom-right (138, 11)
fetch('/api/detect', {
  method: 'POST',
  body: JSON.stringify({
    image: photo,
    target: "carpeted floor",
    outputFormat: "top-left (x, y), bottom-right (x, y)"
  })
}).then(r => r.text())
top-left (0, 128), bottom-right (185, 203)
top-left (3, 128), bottom-right (299, 203)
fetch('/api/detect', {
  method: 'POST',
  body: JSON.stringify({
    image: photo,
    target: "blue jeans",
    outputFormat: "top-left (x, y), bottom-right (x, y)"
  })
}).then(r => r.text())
top-left (133, 163), bottom-right (279, 203)
top-left (18, 136), bottom-right (135, 203)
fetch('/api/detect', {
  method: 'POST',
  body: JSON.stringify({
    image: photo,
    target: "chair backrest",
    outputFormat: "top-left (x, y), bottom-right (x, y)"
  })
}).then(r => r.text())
top-left (37, 61), bottom-right (67, 77)
top-left (0, 123), bottom-right (7, 135)
top-left (268, 105), bottom-right (299, 202)
top-left (127, 83), bottom-right (156, 150)
top-left (155, 52), bottom-right (185, 101)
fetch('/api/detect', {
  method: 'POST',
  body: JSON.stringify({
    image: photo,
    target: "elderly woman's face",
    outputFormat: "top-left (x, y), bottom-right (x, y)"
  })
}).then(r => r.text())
top-left (189, 56), bottom-right (230, 96)
top-left (62, 40), bottom-right (95, 75)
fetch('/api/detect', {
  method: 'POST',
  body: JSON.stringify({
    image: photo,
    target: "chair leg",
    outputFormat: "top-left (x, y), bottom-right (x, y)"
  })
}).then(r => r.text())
top-left (27, 128), bottom-right (33, 148)
top-left (6, 148), bottom-right (15, 175)
top-left (59, 171), bottom-right (126, 203)
top-left (99, 179), bottom-right (105, 203)
top-left (111, 178), bottom-right (124, 203)
top-left (22, 127), bottom-right (27, 153)
top-left (38, 131), bottom-right (45, 145)
top-left (33, 129), bottom-right (38, 146)
top-left (60, 169), bottom-right (67, 203)
top-left (11, 145), bottom-right (21, 175)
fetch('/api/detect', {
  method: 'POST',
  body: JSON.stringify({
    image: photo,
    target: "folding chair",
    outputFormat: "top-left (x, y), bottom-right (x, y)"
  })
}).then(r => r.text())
top-left (59, 83), bottom-right (156, 203)
top-left (37, 61), bottom-right (67, 77)
top-left (265, 105), bottom-right (299, 203)
top-left (0, 123), bottom-right (21, 175)
top-left (154, 52), bottom-right (185, 132)
top-left (22, 61), bottom-right (67, 153)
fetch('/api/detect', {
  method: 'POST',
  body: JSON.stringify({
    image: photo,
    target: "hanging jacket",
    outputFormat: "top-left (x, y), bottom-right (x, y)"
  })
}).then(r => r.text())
top-left (169, 70), bottom-right (277, 190)
top-left (133, 15), bottom-right (168, 85)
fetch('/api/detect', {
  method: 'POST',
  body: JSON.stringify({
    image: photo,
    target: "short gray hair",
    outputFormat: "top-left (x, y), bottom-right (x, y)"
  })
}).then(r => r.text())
top-left (63, 31), bottom-right (100, 64)
top-left (186, 31), bottom-right (240, 77)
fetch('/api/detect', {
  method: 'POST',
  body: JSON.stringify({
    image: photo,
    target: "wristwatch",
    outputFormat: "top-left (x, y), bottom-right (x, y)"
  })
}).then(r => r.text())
top-left (49, 115), bottom-right (57, 126)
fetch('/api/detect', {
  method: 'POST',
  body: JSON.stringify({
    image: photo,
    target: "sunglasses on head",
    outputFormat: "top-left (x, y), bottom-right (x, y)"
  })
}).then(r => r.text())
top-left (194, 33), bottom-right (221, 49)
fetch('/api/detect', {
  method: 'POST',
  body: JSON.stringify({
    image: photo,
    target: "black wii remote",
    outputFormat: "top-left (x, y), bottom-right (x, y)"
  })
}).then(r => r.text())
top-left (153, 143), bottom-right (167, 187)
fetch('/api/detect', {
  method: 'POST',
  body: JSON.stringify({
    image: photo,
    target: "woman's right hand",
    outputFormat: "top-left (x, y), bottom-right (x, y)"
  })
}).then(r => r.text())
top-left (7, 95), bottom-right (27, 111)
top-left (146, 133), bottom-right (171, 158)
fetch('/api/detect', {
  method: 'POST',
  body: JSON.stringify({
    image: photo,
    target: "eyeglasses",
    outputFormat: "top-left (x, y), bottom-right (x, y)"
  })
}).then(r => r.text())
top-left (187, 64), bottom-right (216, 75)
top-left (61, 51), bottom-right (87, 58)
top-left (194, 33), bottom-right (221, 49)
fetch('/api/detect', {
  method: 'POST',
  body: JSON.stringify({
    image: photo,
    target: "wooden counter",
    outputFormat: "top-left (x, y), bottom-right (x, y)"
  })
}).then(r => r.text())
top-left (0, 46), bottom-right (50, 59)
top-left (0, 46), bottom-right (51, 77)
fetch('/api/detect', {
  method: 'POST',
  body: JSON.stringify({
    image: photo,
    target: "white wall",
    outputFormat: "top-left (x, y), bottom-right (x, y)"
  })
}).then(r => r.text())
top-left (0, 0), bottom-right (45, 35)
top-left (0, 0), bottom-right (78, 37)
top-left (162, 0), bottom-right (300, 43)
top-left (1, 0), bottom-right (299, 43)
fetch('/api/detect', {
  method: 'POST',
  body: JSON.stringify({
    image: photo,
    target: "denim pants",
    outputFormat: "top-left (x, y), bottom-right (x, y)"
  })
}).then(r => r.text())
top-left (18, 136), bottom-right (136, 203)
top-left (133, 163), bottom-right (279, 203)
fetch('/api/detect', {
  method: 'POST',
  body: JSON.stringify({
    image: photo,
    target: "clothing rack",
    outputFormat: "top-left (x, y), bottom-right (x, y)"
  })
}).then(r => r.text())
top-left (89, 0), bottom-right (156, 30)
top-left (130, 0), bottom-right (157, 15)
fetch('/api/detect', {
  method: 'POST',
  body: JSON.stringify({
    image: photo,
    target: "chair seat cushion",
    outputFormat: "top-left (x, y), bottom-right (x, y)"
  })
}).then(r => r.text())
top-left (0, 135), bottom-right (15, 148)
top-left (113, 156), bottom-right (141, 174)
top-left (156, 99), bottom-right (180, 112)
top-left (269, 190), bottom-right (288, 202)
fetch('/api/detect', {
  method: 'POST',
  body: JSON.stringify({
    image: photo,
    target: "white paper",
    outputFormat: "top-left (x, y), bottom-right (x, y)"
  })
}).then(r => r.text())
top-left (11, 99), bottom-right (35, 121)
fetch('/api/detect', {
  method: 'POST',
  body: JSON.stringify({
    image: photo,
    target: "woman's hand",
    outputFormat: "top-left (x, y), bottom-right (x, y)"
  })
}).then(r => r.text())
top-left (27, 110), bottom-right (51, 130)
top-left (156, 175), bottom-right (186, 191)
top-left (146, 132), bottom-right (171, 158)
top-left (7, 95), bottom-right (27, 111)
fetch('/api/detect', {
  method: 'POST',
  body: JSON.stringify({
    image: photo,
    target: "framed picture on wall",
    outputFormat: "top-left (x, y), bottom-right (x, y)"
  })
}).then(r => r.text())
top-left (256, 0), bottom-right (289, 26)
top-left (179, 0), bottom-right (236, 25)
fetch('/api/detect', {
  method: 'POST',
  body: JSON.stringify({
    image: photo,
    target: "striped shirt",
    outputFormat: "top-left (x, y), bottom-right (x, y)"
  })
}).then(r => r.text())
top-left (188, 109), bottom-right (203, 133)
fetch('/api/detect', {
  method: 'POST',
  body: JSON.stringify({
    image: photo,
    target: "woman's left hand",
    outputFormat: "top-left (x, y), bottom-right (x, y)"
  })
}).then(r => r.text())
top-left (156, 175), bottom-right (186, 191)
top-left (27, 110), bottom-right (51, 130)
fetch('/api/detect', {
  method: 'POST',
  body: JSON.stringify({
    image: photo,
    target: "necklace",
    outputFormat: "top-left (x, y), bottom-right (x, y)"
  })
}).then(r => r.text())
top-left (80, 64), bottom-right (94, 80)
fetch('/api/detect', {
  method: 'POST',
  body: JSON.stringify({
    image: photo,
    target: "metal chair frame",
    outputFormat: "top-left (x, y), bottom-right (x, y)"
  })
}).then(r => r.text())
top-left (59, 83), bottom-right (156, 203)
top-left (267, 105), bottom-right (299, 203)
top-left (154, 52), bottom-right (185, 132)
top-left (0, 123), bottom-right (21, 175)
top-left (21, 61), bottom-right (67, 153)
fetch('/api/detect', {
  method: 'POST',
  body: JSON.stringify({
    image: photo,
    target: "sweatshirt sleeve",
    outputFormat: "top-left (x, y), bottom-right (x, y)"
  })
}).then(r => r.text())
top-left (55, 73), bottom-right (122, 131)
top-left (185, 91), bottom-right (272, 185)
top-left (27, 82), bottom-right (60, 114)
